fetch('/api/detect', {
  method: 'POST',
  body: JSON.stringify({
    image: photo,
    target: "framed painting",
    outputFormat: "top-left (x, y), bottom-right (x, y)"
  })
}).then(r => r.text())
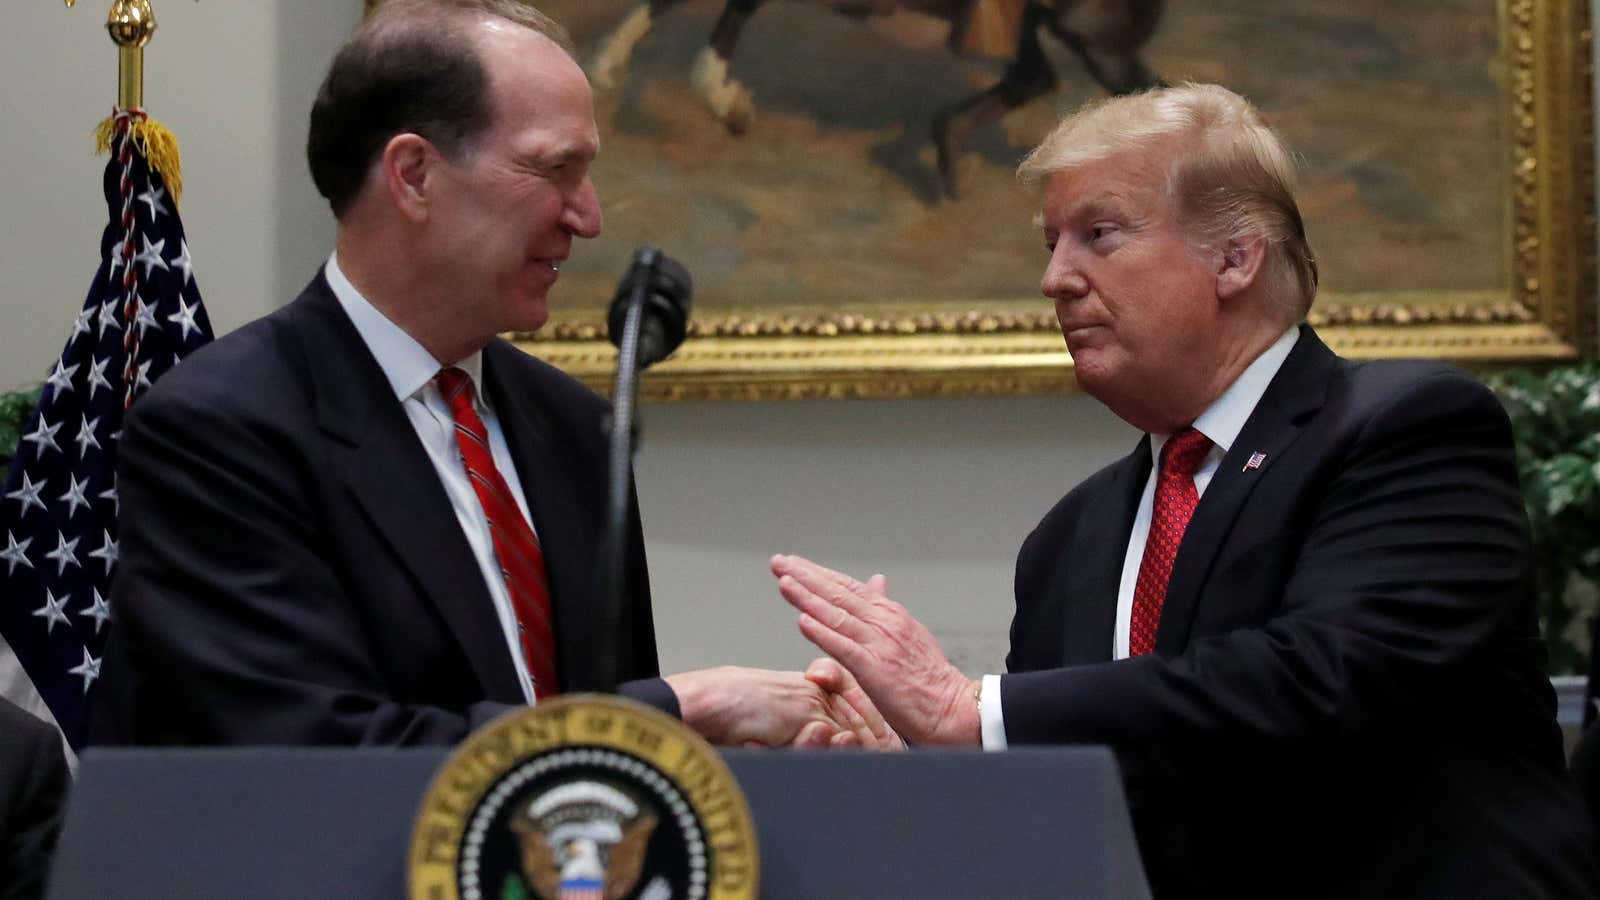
top-left (368, 0), bottom-right (1596, 401)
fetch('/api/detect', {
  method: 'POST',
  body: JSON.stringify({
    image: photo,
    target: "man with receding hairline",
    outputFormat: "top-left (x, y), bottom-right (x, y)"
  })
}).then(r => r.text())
top-left (774, 84), bottom-right (1599, 896)
top-left (97, 0), bottom-right (892, 752)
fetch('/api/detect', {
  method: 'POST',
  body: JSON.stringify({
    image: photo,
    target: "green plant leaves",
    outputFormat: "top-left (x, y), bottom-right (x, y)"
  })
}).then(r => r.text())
top-left (0, 386), bottom-right (41, 485)
top-left (1489, 362), bottom-right (1600, 675)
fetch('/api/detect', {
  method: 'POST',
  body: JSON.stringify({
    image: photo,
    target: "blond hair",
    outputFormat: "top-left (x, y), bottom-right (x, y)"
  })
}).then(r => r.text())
top-left (1019, 83), bottom-right (1318, 320)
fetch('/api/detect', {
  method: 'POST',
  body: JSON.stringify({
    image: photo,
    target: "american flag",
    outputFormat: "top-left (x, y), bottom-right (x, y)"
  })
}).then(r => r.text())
top-left (0, 109), bottom-right (212, 752)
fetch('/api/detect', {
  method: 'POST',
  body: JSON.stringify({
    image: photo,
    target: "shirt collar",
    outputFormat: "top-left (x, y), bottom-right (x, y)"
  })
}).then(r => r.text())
top-left (1150, 325), bottom-right (1300, 460)
top-left (325, 251), bottom-right (484, 401)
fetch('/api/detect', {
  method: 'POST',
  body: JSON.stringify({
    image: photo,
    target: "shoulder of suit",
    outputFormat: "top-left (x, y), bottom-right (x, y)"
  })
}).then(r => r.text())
top-left (1307, 356), bottom-right (1513, 461)
top-left (129, 295), bottom-right (314, 430)
top-left (1336, 355), bottom-right (1473, 388)
top-left (1330, 356), bottom-right (1500, 414)
top-left (484, 338), bottom-right (610, 417)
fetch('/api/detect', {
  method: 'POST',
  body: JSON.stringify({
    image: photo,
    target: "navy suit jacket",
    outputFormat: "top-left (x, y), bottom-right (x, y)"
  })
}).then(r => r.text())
top-left (1005, 327), bottom-right (1598, 897)
top-left (0, 699), bottom-right (68, 900)
top-left (96, 273), bottom-right (674, 745)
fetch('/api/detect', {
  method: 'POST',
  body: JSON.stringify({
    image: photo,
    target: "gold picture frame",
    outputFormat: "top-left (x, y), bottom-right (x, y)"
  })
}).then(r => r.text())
top-left (369, 0), bottom-right (1595, 402)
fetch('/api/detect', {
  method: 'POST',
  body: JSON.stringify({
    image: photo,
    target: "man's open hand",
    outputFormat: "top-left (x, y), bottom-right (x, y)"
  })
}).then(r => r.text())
top-left (772, 554), bottom-right (980, 746)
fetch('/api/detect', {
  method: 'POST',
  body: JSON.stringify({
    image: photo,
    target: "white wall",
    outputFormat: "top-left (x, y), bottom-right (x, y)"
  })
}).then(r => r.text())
top-left (0, 1), bottom-right (1209, 679)
top-left (638, 395), bottom-right (1135, 674)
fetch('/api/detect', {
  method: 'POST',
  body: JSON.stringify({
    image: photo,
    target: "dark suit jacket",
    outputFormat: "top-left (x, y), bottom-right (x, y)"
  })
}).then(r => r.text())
top-left (95, 273), bottom-right (674, 745)
top-left (0, 699), bottom-right (69, 900)
top-left (1005, 327), bottom-right (1598, 897)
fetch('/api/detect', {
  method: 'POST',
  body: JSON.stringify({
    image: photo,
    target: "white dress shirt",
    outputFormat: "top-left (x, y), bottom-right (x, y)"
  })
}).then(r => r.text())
top-left (325, 253), bottom-right (539, 702)
top-left (980, 326), bottom-right (1301, 749)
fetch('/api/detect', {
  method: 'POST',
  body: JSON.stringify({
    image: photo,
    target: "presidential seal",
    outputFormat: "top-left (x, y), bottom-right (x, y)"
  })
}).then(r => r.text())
top-left (410, 695), bottom-right (758, 900)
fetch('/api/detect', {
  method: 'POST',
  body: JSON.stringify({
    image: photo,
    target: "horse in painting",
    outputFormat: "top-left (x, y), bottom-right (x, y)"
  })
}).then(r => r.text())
top-left (588, 0), bottom-right (1166, 197)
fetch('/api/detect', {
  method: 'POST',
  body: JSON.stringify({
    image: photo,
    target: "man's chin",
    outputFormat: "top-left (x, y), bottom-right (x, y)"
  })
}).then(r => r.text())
top-left (1064, 340), bottom-right (1100, 370)
top-left (1068, 352), bottom-right (1116, 399)
top-left (501, 300), bottom-right (550, 335)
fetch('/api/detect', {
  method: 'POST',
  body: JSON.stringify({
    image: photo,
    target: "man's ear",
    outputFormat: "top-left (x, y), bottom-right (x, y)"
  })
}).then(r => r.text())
top-left (380, 133), bottom-right (437, 223)
top-left (1216, 235), bottom-right (1268, 301)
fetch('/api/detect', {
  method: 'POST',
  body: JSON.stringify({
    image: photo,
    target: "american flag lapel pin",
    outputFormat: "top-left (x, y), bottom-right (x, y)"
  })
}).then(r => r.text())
top-left (1243, 451), bottom-right (1267, 472)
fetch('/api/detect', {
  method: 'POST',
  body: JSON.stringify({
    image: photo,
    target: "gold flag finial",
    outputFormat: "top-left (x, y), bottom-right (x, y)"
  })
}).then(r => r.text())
top-left (62, 1), bottom-right (166, 108)
top-left (107, 0), bottom-right (157, 49)
top-left (72, 0), bottom-right (190, 202)
top-left (107, 0), bottom-right (156, 109)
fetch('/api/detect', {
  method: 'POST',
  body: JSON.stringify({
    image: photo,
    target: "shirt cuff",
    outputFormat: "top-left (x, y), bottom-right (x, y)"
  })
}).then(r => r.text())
top-left (979, 674), bottom-right (1007, 751)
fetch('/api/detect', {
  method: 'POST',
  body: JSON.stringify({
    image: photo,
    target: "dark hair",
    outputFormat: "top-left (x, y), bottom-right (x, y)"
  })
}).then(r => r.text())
top-left (306, 0), bottom-right (575, 218)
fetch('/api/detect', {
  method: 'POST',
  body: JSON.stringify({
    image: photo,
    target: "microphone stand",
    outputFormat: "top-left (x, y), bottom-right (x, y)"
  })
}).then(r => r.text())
top-left (598, 248), bottom-right (657, 694)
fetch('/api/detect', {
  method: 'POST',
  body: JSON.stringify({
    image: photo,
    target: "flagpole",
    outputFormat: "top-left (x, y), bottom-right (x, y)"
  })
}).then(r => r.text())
top-left (109, 1), bottom-right (157, 111)
top-left (62, 0), bottom-right (159, 111)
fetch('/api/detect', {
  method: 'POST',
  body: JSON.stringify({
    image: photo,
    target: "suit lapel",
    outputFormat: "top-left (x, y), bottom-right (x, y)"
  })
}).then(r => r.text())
top-left (1060, 438), bottom-right (1152, 665)
top-left (1154, 326), bottom-right (1336, 654)
top-left (292, 277), bottom-right (523, 702)
top-left (481, 342), bottom-right (593, 692)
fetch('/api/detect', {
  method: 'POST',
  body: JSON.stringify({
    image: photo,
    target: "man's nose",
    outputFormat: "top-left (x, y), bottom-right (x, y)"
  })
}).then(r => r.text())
top-left (1041, 247), bottom-right (1088, 299)
top-left (563, 178), bottom-right (603, 239)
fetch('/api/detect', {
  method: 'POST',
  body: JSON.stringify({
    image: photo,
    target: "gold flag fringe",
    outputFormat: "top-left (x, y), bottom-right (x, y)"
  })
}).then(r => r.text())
top-left (93, 112), bottom-right (184, 205)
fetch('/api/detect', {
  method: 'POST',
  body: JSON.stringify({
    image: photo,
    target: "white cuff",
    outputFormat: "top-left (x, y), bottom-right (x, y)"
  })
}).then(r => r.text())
top-left (979, 674), bottom-right (1007, 751)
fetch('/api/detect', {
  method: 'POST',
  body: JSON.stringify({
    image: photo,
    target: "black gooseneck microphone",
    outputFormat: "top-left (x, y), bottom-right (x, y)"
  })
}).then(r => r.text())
top-left (607, 249), bottom-right (692, 369)
top-left (597, 247), bottom-right (691, 693)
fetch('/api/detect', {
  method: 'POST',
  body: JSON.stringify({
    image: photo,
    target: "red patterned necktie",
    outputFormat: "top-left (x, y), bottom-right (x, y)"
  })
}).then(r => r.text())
top-left (1130, 427), bottom-right (1213, 656)
top-left (434, 367), bottom-right (559, 697)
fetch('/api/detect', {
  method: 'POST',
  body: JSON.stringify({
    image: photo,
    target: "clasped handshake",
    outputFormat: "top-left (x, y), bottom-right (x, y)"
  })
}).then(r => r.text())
top-left (663, 554), bottom-right (983, 751)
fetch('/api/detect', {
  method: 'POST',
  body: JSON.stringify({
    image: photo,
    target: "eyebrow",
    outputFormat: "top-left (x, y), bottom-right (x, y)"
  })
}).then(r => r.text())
top-left (530, 134), bottom-right (599, 167)
top-left (1077, 195), bottom-right (1131, 219)
top-left (1036, 193), bottom-right (1130, 230)
top-left (545, 145), bottom-right (594, 165)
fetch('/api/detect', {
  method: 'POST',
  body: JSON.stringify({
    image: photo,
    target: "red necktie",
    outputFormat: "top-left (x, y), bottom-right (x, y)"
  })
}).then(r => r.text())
top-left (1130, 427), bottom-right (1213, 656)
top-left (434, 367), bottom-right (559, 697)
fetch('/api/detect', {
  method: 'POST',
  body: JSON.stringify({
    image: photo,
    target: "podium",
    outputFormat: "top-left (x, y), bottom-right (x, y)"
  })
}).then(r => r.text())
top-left (48, 747), bottom-right (1149, 899)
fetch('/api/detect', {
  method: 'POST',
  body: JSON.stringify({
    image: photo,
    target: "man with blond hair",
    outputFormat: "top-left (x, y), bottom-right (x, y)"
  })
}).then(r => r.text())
top-left (774, 83), bottom-right (1600, 895)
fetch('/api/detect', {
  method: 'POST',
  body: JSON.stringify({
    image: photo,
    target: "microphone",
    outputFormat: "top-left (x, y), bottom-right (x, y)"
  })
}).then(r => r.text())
top-left (596, 247), bottom-right (691, 693)
top-left (607, 248), bottom-right (692, 368)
